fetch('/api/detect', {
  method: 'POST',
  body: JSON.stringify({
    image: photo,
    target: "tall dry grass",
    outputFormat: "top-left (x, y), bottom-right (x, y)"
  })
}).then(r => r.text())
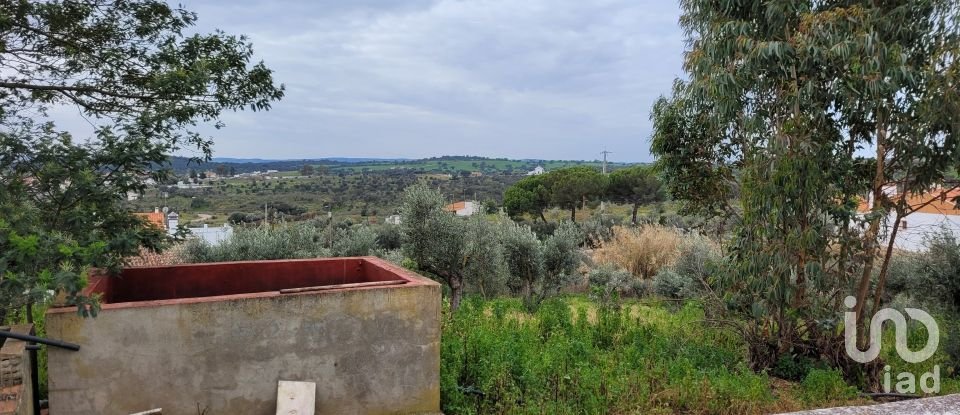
top-left (593, 225), bottom-right (682, 279)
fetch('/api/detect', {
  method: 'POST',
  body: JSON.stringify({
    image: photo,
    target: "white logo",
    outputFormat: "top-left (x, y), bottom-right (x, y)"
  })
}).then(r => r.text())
top-left (844, 296), bottom-right (940, 394)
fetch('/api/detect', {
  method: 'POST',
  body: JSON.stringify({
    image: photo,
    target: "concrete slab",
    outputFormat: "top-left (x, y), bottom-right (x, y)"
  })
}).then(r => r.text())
top-left (779, 394), bottom-right (960, 415)
top-left (276, 381), bottom-right (315, 415)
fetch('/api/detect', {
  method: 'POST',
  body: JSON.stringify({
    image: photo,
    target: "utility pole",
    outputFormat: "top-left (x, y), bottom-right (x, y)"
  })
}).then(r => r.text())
top-left (600, 150), bottom-right (613, 212)
top-left (601, 150), bottom-right (613, 175)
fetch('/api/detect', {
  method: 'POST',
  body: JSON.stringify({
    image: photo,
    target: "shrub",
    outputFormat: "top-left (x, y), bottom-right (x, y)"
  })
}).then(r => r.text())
top-left (500, 220), bottom-right (583, 309)
top-left (373, 224), bottom-right (402, 250)
top-left (376, 249), bottom-right (406, 266)
top-left (440, 297), bottom-right (785, 414)
top-left (580, 214), bottom-right (618, 248)
top-left (653, 232), bottom-right (721, 299)
top-left (918, 231), bottom-right (960, 310)
top-left (587, 265), bottom-right (631, 305)
top-left (527, 220), bottom-right (557, 238)
top-left (330, 225), bottom-right (378, 257)
top-left (800, 369), bottom-right (857, 403)
top-left (652, 269), bottom-right (692, 299)
top-left (882, 250), bottom-right (923, 302)
top-left (183, 222), bottom-right (326, 262)
top-left (594, 225), bottom-right (682, 280)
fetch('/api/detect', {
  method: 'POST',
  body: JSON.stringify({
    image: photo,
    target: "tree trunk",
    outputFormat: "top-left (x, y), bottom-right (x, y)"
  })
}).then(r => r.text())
top-left (539, 211), bottom-right (547, 223)
top-left (854, 114), bottom-right (887, 334)
top-left (522, 279), bottom-right (533, 310)
top-left (870, 209), bottom-right (904, 316)
top-left (570, 206), bottom-right (576, 222)
top-left (450, 276), bottom-right (463, 311)
top-left (631, 202), bottom-right (639, 225)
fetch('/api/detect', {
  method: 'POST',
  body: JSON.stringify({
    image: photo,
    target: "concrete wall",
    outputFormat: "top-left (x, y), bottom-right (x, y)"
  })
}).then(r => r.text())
top-left (46, 258), bottom-right (441, 415)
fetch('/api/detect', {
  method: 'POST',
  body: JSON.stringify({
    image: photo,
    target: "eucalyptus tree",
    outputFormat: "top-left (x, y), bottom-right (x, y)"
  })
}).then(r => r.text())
top-left (400, 184), bottom-right (505, 311)
top-left (652, 0), bottom-right (960, 373)
top-left (0, 0), bottom-right (283, 318)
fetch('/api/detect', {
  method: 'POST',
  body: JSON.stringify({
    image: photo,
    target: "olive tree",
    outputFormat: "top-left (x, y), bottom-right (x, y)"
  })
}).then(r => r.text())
top-left (500, 220), bottom-right (583, 309)
top-left (0, 0), bottom-right (283, 318)
top-left (400, 184), bottom-right (504, 311)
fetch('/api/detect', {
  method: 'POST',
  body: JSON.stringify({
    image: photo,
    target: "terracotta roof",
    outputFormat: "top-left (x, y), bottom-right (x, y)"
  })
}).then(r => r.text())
top-left (858, 187), bottom-right (960, 216)
top-left (134, 211), bottom-right (167, 230)
top-left (125, 245), bottom-right (184, 267)
top-left (444, 201), bottom-right (466, 212)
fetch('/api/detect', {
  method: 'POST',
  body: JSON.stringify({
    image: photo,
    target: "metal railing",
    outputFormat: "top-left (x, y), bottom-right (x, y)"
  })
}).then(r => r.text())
top-left (1, 328), bottom-right (80, 415)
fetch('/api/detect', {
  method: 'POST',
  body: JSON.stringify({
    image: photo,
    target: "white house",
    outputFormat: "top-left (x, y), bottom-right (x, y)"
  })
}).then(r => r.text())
top-left (860, 187), bottom-right (960, 251)
top-left (188, 223), bottom-right (234, 245)
top-left (164, 210), bottom-right (232, 245)
top-left (444, 201), bottom-right (480, 217)
top-left (385, 214), bottom-right (402, 225)
top-left (527, 166), bottom-right (545, 176)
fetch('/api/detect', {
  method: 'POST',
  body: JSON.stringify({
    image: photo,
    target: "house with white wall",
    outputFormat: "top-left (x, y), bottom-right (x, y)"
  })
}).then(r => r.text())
top-left (527, 166), bottom-right (545, 176)
top-left (444, 201), bottom-right (480, 217)
top-left (860, 187), bottom-right (960, 251)
top-left (384, 214), bottom-right (402, 225)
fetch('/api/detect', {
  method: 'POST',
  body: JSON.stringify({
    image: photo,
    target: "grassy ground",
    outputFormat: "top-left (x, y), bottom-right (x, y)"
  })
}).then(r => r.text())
top-left (441, 296), bottom-right (915, 415)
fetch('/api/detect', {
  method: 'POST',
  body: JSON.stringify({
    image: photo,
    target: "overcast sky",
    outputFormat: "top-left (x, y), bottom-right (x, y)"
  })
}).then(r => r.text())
top-left (175, 0), bottom-right (685, 162)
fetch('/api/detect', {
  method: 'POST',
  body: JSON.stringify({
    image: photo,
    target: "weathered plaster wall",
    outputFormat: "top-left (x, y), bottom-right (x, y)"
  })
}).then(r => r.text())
top-left (46, 277), bottom-right (440, 415)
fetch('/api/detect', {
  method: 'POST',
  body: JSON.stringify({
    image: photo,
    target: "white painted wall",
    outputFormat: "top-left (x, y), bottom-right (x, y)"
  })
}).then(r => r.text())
top-left (881, 212), bottom-right (960, 251)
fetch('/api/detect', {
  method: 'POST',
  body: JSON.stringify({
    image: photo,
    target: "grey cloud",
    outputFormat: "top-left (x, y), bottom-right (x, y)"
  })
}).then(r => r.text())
top-left (178, 0), bottom-right (684, 161)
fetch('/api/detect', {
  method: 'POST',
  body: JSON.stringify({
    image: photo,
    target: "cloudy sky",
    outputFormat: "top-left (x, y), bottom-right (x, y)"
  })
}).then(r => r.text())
top-left (179, 0), bottom-right (685, 162)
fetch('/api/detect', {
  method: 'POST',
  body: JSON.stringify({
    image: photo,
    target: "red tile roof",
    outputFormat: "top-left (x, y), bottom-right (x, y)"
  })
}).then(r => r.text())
top-left (444, 201), bottom-right (466, 212)
top-left (134, 212), bottom-right (167, 230)
top-left (858, 187), bottom-right (960, 216)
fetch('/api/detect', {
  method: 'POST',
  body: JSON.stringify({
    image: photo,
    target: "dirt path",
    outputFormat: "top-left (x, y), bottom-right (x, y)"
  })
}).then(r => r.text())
top-left (191, 213), bottom-right (213, 223)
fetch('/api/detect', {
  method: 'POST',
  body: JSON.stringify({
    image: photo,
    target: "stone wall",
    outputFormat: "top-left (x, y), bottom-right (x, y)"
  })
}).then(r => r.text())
top-left (0, 325), bottom-right (33, 415)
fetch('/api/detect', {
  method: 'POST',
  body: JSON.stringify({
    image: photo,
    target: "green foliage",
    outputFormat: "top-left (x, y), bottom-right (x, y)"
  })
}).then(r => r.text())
top-left (800, 369), bottom-right (858, 404)
top-left (587, 265), bottom-right (632, 306)
top-left (400, 184), bottom-right (506, 310)
top-left (183, 222), bottom-right (327, 262)
top-left (184, 219), bottom-right (406, 262)
top-left (544, 166), bottom-right (607, 222)
top-left (579, 213), bottom-right (618, 248)
top-left (651, 0), bottom-right (960, 375)
top-left (607, 165), bottom-right (665, 224)
top-left (916, 232), bottom-right (960, 310)
top-left (300, 164), bottom-right (315, 176)
top-left (0, 0), bottom-right (283, 317)
top-left (652, 233), bottom-right (721, 300)
top-left (440, 297), bottom-right (826, 414)
top-left (330, 225), bottom-right (378, 257)
top-left (373, 224), bottom-right (402, 250)
top-left (503, 175), bottom-right (550, 221)
top-left (499, 221), bottom-right (583, 309)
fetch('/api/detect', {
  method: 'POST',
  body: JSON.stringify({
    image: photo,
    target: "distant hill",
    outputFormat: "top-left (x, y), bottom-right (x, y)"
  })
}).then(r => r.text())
top-left (162, 155), bottom-right (641, 175)
top-left (210, 157), bottom-right (407, 164)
